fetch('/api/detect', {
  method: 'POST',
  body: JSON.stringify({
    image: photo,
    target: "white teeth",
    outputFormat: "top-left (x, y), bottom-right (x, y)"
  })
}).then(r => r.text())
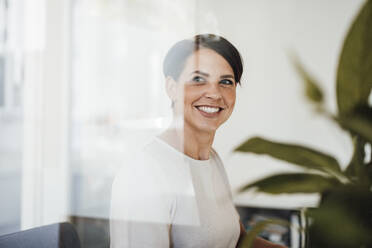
top-left (197, 106), bottom-right (220, 113)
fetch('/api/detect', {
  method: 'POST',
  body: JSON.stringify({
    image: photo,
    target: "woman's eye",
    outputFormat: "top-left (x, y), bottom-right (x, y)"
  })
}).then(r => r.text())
top-left (192, 76), bottom-right (205, 83)
top-left (220, 79), bottom-right (234, 85)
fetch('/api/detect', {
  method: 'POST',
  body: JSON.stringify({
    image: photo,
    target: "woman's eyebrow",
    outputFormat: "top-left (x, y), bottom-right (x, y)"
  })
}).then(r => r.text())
top-left (220, 74), bottom-right (234, 79)
top-left (190, 70), bottom-right (209, 77)
top-left (190, 71), bottom-right (234, 80)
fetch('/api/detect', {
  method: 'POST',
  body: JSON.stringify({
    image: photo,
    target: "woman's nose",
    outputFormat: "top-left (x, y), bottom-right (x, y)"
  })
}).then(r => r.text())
top-left (204, 82), bottom-right (222, 99)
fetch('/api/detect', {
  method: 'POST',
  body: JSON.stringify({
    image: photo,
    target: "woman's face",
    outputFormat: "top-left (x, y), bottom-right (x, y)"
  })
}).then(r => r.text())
top-left (172, 48), bottom-right (237, 133)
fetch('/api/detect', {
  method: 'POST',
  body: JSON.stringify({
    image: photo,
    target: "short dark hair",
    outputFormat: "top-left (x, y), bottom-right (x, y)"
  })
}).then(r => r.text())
top-left (163, 34), bottom-right (243, 84)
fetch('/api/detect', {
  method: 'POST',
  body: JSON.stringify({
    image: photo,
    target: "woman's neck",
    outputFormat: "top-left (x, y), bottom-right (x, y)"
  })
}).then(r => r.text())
top-left (159, 123), bottom-right (215, 160)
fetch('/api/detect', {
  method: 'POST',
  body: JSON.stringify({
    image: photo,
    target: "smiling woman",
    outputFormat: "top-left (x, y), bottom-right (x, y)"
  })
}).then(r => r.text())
top-left (161, 34), bottom-right (242, 160)
top-left (167, 48), bottom-right (237, 143)
top-left (110, 34), bottom-right (284, 248)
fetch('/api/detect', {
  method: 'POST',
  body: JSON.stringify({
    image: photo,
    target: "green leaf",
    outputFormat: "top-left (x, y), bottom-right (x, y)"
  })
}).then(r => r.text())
top-left (339, 106), bottom-right (372, 184)
top-left (290, 54), bottom-right (324, 105)
top-left (238, 173), bottom-right (339, 194)
top-left (238, 219), bottom-right (289, 248)
top-left (336, 0), bottom-right (372, 115)
top-left (345, 135), bottom-right (367, 181)
top-left (308, 186), bottom-right (372, 247)
top-left (367, 162), bottom-right (372, 186)
top-left (338, 106), bottom-right (372, 143)
top-left (308, 207), bottom-right (372, 247)
top-left (235, 137), bottom-right (342, 176)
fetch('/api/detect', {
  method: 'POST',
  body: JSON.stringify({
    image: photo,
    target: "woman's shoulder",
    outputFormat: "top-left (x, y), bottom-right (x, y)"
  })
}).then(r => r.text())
top-left (115, 136), bottom-right (190, 190)
top-left (110, 143), bottom-right (176, 224)
top-left (209, 148), bottom-right (232, 188)
top-left (210, 147), bottom-right (222, 162)
top-left (210, 148), bottom-right (225, 172)
top-left (114, 146), bottom-right (164, 181)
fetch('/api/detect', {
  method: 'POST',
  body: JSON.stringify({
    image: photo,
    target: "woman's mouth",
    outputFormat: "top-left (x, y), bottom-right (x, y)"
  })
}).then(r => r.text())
top-left (195, 105), bottom-right (224, 117)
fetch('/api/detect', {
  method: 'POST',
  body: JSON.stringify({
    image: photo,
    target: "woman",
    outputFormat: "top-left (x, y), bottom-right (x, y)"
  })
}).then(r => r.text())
top-left (110, 34), bottom-right (285, 248)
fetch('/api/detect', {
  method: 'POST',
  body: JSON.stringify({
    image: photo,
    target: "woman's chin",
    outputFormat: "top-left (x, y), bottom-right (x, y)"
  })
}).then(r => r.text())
top-left (188, 121), bottom-right (219, 133)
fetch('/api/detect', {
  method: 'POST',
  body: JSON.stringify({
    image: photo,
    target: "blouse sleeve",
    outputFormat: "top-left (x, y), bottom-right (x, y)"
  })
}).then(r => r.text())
top-left (110, 155), bottom-right (175, 248)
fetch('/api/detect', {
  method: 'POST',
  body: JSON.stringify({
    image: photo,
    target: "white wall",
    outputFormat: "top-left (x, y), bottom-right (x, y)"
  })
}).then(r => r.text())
top-left (198, 0), bottom-right (366, 208)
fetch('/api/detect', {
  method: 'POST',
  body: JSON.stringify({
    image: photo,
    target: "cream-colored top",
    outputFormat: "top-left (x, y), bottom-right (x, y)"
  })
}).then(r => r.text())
top-left (110, 137), bottom-right (240, 248)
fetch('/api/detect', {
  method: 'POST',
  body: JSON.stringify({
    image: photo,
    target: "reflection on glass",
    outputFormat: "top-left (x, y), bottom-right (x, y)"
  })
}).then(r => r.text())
top-left (70, 0), bottom-right (196, 238)
top-left (0, 0), bottom-right (23, 236)
top-left (110, 34), bottom-right (246, 248)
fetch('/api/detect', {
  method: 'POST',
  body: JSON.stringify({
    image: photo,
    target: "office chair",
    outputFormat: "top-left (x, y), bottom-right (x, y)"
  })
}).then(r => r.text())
top-left (0, 222), bottom-right (81, 248)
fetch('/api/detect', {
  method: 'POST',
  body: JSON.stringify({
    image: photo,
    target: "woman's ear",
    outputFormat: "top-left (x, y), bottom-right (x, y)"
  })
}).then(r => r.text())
top-left (165, 76), bottom-right (177, 103)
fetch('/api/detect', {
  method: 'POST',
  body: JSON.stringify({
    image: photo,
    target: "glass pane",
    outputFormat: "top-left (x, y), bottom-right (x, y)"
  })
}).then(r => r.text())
top-left (70, 0), bottom-right (196, 246)
top-left (70, 0), bottom-right (192, 208)
top-left (70, 1), bottom-right (365, 248)
top-left (0, 56), bottom-right (4, 106)
top-left (0, 0), bottom-right (22, 236)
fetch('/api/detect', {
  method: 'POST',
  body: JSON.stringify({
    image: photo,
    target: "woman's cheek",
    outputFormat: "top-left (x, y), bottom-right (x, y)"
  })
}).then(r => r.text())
top-left (225, 89), bottom-right (236, 104)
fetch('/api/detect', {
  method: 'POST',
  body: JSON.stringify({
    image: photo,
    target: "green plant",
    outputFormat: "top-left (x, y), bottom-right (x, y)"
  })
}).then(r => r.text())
top-left (235, 1), bottom-right (372, 247)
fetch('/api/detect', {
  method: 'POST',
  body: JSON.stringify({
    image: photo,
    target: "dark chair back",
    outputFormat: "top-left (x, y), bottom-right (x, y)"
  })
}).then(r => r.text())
top-left (0, 222), bottom-right (81, 248)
